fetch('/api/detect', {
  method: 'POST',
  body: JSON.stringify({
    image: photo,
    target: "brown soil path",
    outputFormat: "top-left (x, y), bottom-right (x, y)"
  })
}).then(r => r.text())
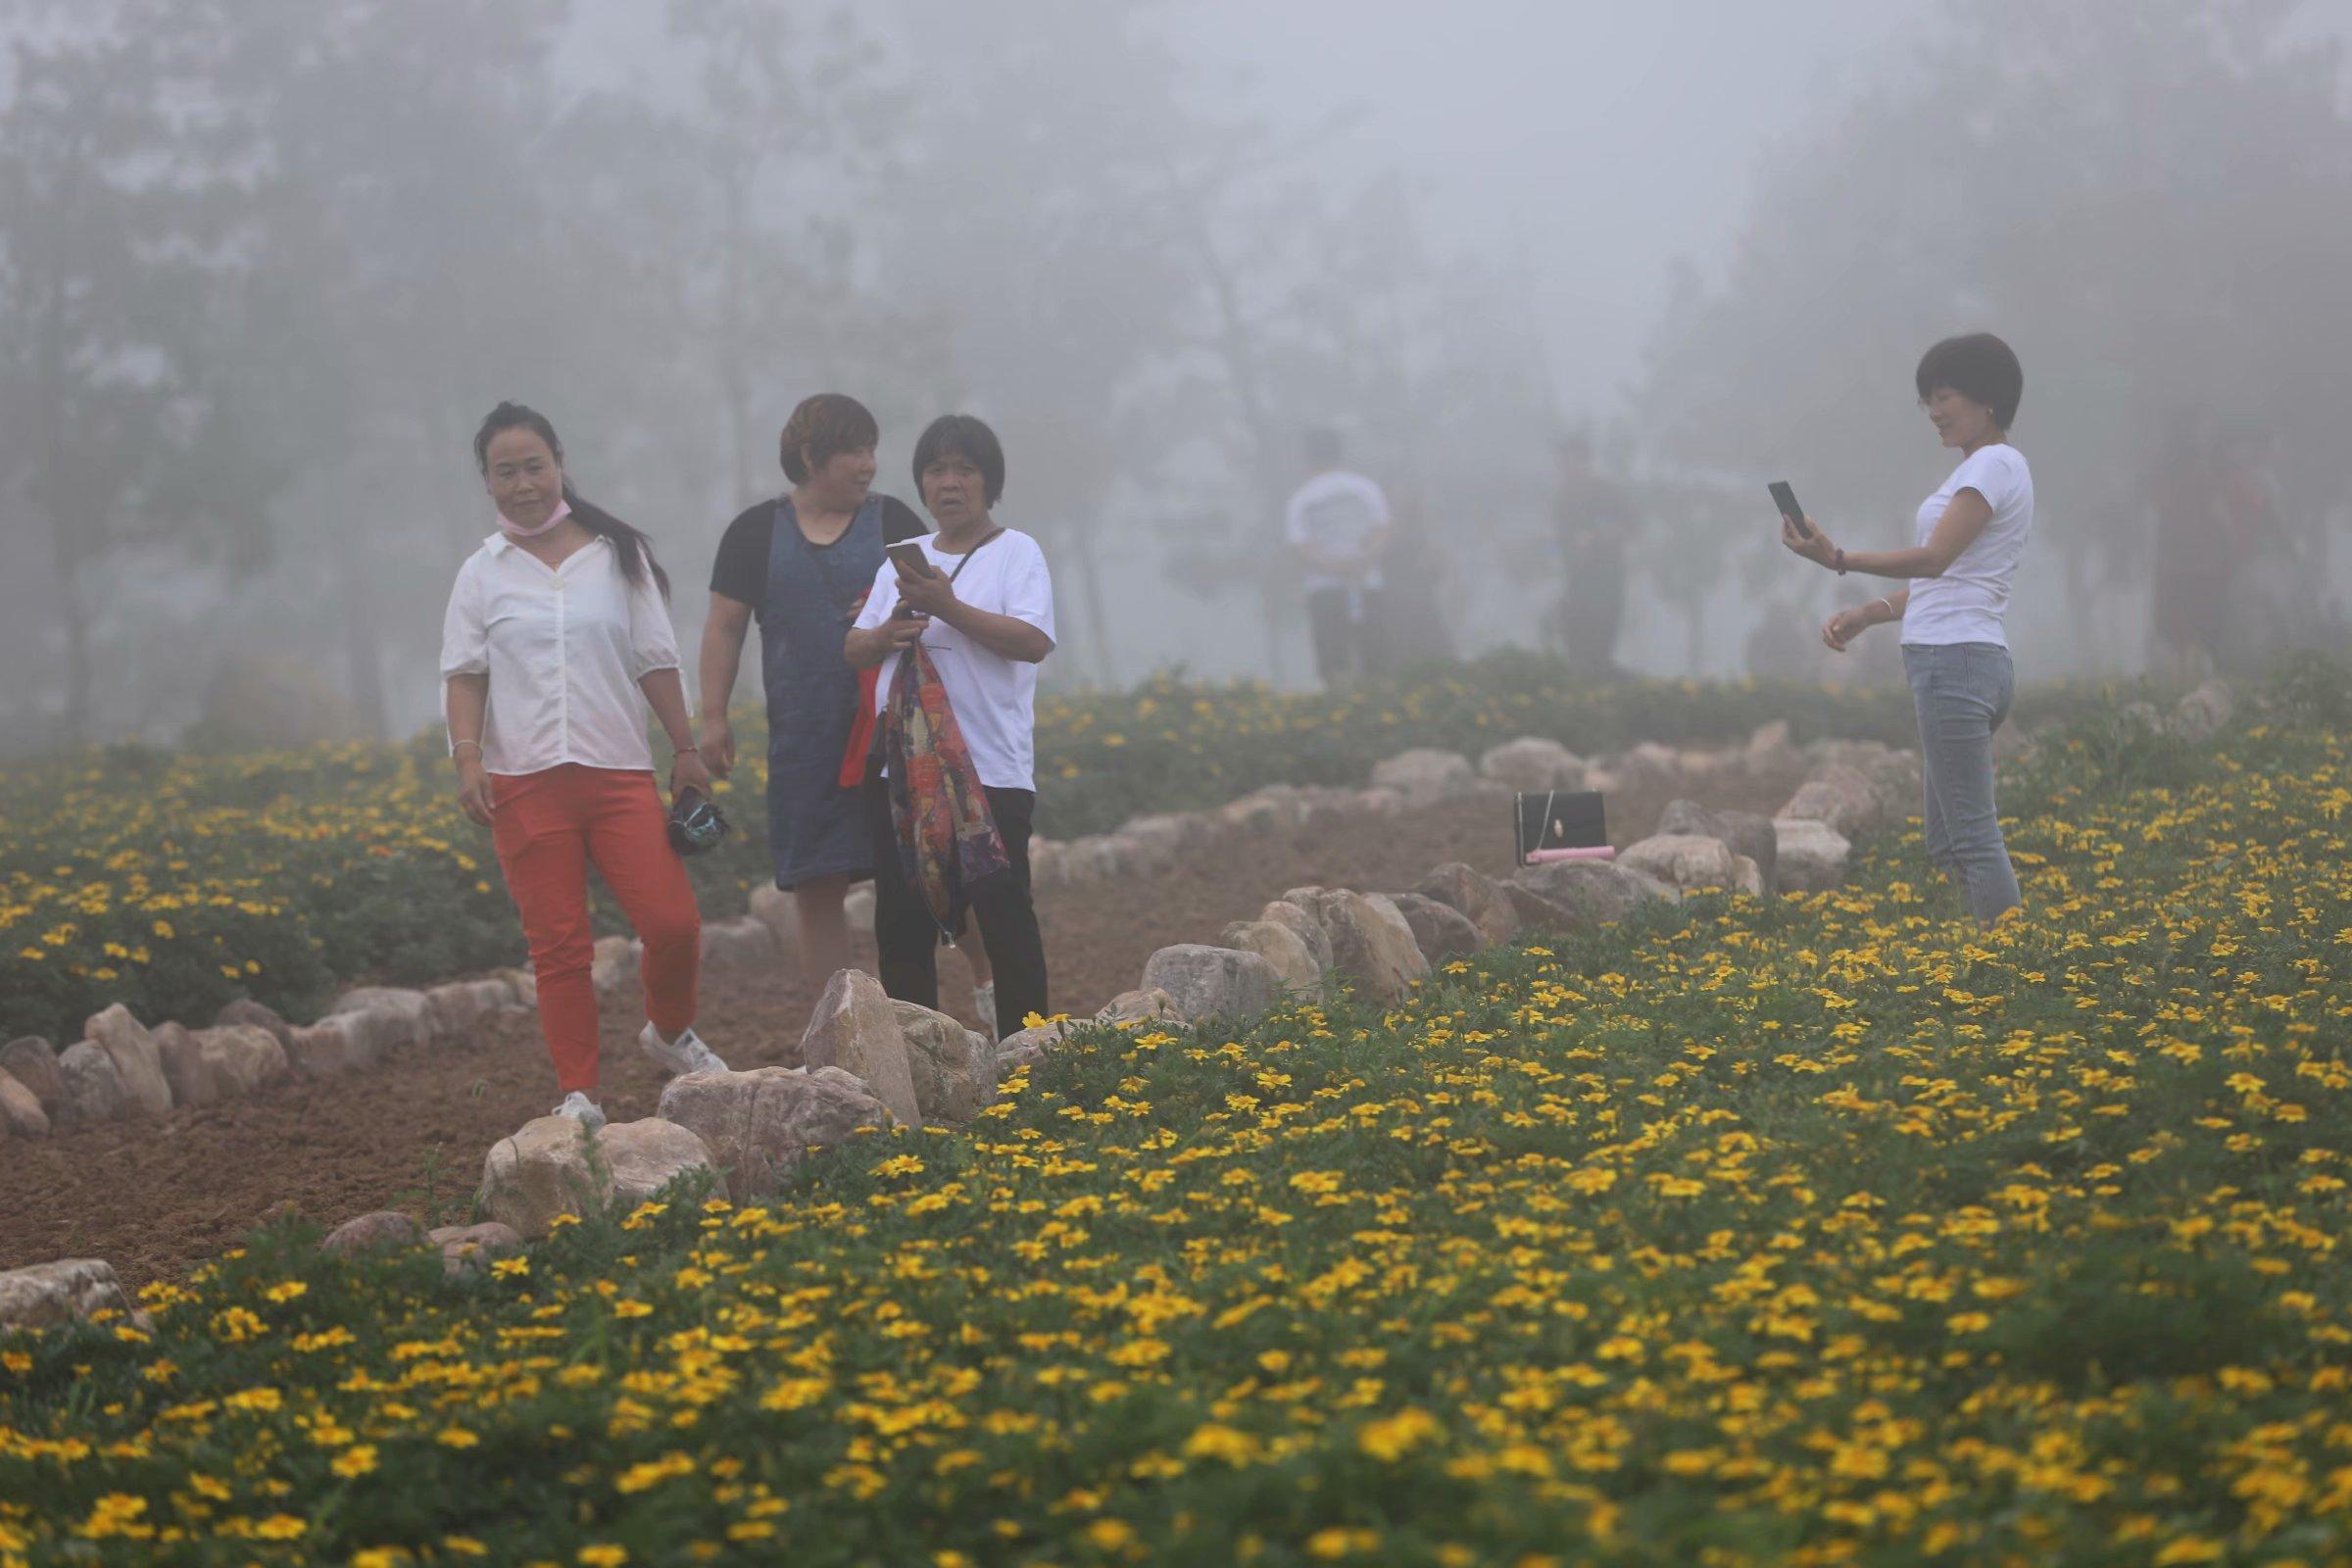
top-left (0, 781), bottom-right (1769, 1287)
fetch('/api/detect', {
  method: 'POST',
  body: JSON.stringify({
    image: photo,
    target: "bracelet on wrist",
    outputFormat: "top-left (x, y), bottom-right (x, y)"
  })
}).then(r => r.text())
top-left (452, 739), bottom-right (483, 760)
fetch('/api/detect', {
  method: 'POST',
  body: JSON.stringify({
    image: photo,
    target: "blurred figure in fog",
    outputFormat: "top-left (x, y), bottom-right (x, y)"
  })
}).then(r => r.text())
top-left (2146, 409), bottom-right (2223, 682)
top-left (1551, 433), bottom-right (1630, 677)
top-left (1375, 490), bottom-right (1456, 670)
top-left (1284, 427), bottom-right (1391, 688)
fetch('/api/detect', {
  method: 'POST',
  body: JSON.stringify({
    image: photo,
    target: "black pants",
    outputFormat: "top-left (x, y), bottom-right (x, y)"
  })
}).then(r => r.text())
top-left (1306, 585), bottom-right (1387, 688)
top-left (865, 779), bottom-right (1049, 1041)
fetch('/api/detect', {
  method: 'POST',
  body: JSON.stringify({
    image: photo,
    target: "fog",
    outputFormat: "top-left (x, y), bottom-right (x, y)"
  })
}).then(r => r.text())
top-left (4, 0), bottom-right (2349, 752)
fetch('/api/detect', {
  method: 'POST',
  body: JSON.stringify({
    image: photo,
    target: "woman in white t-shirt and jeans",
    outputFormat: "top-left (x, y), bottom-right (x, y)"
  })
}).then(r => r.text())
top-left (1783, 332), bottom-right (2033, 925)
top-left (847, 415), bottom-right (1055, 1041)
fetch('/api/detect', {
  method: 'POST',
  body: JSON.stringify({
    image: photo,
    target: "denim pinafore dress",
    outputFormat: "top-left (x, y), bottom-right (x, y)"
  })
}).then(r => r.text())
top-left (762, 494), bottom-right (886, 888)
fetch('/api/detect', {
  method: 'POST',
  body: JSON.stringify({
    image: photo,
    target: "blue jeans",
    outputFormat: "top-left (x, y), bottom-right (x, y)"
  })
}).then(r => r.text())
top-left (1903, 642), bottom-right (2022, 925)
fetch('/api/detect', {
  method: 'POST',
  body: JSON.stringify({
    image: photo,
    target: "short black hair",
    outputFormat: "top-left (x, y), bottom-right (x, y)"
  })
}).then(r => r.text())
top-left (1915, 333), bottom-right (2024, 429)
top-left (779, 392), bottom-right (879, 483)
top-left (911, 415), bottom-right (1005, 506)
top-left (1303, 426), bottom-right (1343, 467)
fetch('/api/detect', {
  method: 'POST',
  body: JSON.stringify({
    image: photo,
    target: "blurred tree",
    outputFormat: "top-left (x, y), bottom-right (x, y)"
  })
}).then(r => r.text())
top-left (1635, 0), bottom-right (2352, 674)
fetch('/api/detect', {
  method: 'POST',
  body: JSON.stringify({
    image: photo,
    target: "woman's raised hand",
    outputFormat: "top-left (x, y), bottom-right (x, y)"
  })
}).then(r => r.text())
top-left (1782, 513), bottom-right (1838, 567)
top-left (1820, 606), bottom-right (1873, 653)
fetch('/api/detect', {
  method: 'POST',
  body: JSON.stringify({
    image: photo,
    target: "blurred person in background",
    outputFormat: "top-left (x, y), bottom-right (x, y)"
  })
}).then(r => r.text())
top-left (1550, 433), bottom-right (1630, 677)
top-left (1285, 427), bottom-right (1391, 688)
top-left (1783, 332), bottom-right (2034, 927)
top-left (1374, 490), bottom-right (1456, 670)
top-left (848, 416), bottom-right (1054, 1044)
top-left (441, 402), bottom-right (727, 1131)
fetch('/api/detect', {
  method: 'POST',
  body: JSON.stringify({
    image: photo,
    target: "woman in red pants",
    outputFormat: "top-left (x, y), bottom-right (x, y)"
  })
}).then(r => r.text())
top-left (440, 402), bottom-right (729, 1129)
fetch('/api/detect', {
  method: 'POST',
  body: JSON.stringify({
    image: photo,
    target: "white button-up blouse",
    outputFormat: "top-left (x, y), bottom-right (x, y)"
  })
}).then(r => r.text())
top-left (439, 533), bottom-right (682, 776)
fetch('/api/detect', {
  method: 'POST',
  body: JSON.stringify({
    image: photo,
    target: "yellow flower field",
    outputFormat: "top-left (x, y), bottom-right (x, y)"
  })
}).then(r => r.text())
top-left (0, 665), bottom-right (2343, 1564)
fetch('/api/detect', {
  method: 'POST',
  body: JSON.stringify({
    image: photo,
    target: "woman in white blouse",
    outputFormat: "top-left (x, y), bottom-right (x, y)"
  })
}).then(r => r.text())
top-left (1783, 333), bottom-right (2033, 925)
top-left (440, 402), bottom-right (728, 1130)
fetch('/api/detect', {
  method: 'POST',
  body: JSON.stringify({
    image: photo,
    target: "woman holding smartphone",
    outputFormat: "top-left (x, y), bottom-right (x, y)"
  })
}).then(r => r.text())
top-left (442, 402), bottom-right (728, 1130)
top-left (1783, 332), bottom-right (2033, 926)
top-left (847, 415), bottom-right (1054, 1042)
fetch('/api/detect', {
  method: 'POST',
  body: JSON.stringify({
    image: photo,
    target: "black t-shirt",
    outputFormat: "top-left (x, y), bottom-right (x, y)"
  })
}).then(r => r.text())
top-left (709, 494), bottom-right (927, 620)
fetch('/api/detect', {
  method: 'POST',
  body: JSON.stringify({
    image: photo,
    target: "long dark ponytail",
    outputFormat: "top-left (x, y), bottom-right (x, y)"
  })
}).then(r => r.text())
top-left (473, 401), bottom-right (670, 598)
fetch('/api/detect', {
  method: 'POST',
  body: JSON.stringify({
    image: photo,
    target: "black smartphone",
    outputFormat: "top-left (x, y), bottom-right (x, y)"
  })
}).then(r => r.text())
top-left (1768, 480), bottom-right (1815, 538)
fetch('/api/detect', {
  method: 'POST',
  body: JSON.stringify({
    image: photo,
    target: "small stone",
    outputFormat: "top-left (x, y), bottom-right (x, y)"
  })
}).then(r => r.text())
top-left (891, 1001), bottom-right (995, 1125)
top-left (286, 1014), bottom-right (381, 1078)
top-left (2171, 678), bottom-right (2234, 743)
top-left (1620, 833), bottom-right (1740, 894)
top-left (1140, 945), bottom-right (1284, 1023)
top-left (1774, 818), bottom-right (1853, 893)
top-left (214, 999), bottom-right (293, 1049)
top-left (330, 987), bottom-right (438, 1050)
top-left (591, 936), bottom-right (642, 997)
top-left (477, 1116), bottom-right (608, 1238)
top-left (800, 970), bottom-right (921, 1128)
top-left (1413, 863), bottom-right (1519, 947)
top-left (0, 1259), bottom-right (134, 1331)
top-left (991, 1022), bottom-right (1068, 1076)
top-left (1781, 763), bottom-right (1883, 839)
top-left (1478, 736), bottom-right (1586, 792)
top-left (747, 885), bottom-right (801, 961)
top-left (428, 1221), bottom-right (525, 1279)
top-left (601, 1118), bottom-right (727, 1211)
top-left (57, 1041), bottom-right (127, 1125)
top-left (425, 978), bottom-right (519, 1041)
top-left (0, 1038), bottom-right (65, 1115)
top-left (1257, 901), bottom-right (1335, 972)
top-left (1096, 989), bottom-right (1181, 1027)
top-left (0, 1066), bottom-right (50, 1139)
top-left (150, 1022), bottom-right (222, 1109)
top-left (1730, 854), bottom-right (1766, 898)
top-left (1218, 919), bottom-right (1324, 994)
top-left (84, 1004), bottom-right (172, 1117)
top-left (194, 1025), bottom-right (289, 1098)
top-left (657, 1065), bottom-right (891, 1200)
top-left (1369, 748), bottom-right (1476, 806)
top-left (1385, 893), bottom-right (1485, 962)
top-left (320, 1210), bottom-right (422, 1256)
top-left (1657, 801), bottom-right (1779, 893)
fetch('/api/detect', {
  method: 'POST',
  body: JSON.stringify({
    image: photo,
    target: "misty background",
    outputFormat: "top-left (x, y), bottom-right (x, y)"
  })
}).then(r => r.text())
top-left (4, 0), bottom-right (2350, 753)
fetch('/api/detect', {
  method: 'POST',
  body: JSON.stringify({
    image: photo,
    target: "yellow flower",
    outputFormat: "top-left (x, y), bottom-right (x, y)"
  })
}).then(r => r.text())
top-left (578, 1547), bottom-right (629, 1568)
top-left (331, 1445), bottom-right (379, 1479)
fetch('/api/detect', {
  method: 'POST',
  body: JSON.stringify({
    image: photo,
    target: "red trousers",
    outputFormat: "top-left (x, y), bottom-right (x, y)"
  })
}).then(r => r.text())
top-left (491, 765), bottom-right (700, 1094)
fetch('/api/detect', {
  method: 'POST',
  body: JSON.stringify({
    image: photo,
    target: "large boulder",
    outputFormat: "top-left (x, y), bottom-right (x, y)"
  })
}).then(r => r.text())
top-left (1413, 863), bottom-right (1519, 947)
top-left (194, 1025), bottom-right (289, 1098)
top-left (890, 1002), bottom-right (995, 1125)
top-left (1369, 748), bottom-right (1476, 806)
top-left (84, 1004), bottom-right (172, 1117)
top-left (1257, 901), bottom-right (1335, 974)
top-left (0, 1259), bottom-right (135, 1331)
top-left (701, 916), bottom-right (779, 974)
top-left (1218, 919), bottom-right (1324, 994)
top-left (0, 1066), bottom-right (50, 1139)
top-left (800, 970), bottom-right (920, 1128)
top-left (657, 1065), bottom-right (890, 1200)
top-left (1774, 819), bottom-right (1853, 893)
top-left (1141, 945), bottom-right (1285, 1023)
top-left (320, 1210), bottom-right (422, 1257)
top-left (56, 1041), bottom-right (127, 1125)
top-left (1097, 989), bottom-right (1182, 1028)
top-left (1478, 736), bottom-right (1586, 792)
top-left (150, 1022), bottom-right (222, 1110)
top-left (1620, 834), bottom-right (1741, 895)
top-left (1, 1038), bottom-right (65, 1116)
top-left (1657, 801), bottom-right (1779, 893)
top-left (429, 1221), bottom-right (524, 1280)
top-left (1513, 860), bottom-right (1674, 927)
top-left (476, 1116), bottom-right (721, 1237)
top-left (1385, 893), bottom-right (1485, 962)
top-left (1298, 891), bottom-right (1429, 1004)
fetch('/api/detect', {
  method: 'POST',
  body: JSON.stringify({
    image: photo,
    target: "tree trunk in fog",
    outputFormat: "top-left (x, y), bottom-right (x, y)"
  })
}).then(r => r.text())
top-left (1060, 511), bottom-right (1117, 689)
top-left (57, 549), bottom-right (91, 749)
top-left (334, 521), bottom-right (389, 738)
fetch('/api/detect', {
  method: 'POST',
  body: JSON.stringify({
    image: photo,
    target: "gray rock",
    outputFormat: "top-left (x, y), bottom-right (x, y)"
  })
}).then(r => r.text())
top-left (1257, 901), bottom-right (1335, 972)
top-left (321, 1210), bottom-right (422, 1256)
top-left (1609, 741), bottom-right (1685, 808)
top-left (0, 1066), bottom-right (50, 1139)
top-left (1478, 736), bottom-right (1586, 792)
top-left (150, 1022), bottom-right (221, 1109)
top-left (1513, 860), bottom-right (1674, 926)
top-left (428, 1221), bottom-right (525, 1279)
top-left (330, 987), bottom-right (438, 1050)
top-left (0, 1038), bottom-right (64, 1116)
top-left (425, 978), bottom-right (519, 1042)
top-left (1298, 890), bottom-right (1429, 1004)
top-left (1730, 854), bottom-right (1767, 898)
top-left (1620, 833), bottom-right (1740, 894)
top-left (800, 969), bottom-right (921, 1128)
top-left (701, 915), bottom-right (779, 973)
top-left (286, 1014), bottom-right (383, 1078)
top-left (1097, 989), bottom-right (1182, 1027)
top-left (1221, 785), bottom-right (1313, 834)
top-left (57, 1041), bottom-right (127, 1125)
top-left (193, 1025), bottom-right (289, 1098)
top-left (602, 1118), bottom-right (727, 1211)
top-left (1369, 748), bottom-right (1476, 806)
top-left (1140, 945), bottom-right (1284, 1023)
top-left (477, 1116), bottom-right (609, 1238)
top-left (991, 1021), bottom-right (1068, 1075)
top-left (590, 935), bottom-right (642, 996)
top-left (1504, 882), bottom-right (1579, 935)
top-left (214, 998), bottom-right (294, 1049)
top-left (843, 885), bottom-right (877, 935)
top-left (1218, 919), bottom-right (1324, 994)
top-left (657, 1065), bottom-right (891, 1199)
top-left (1657, 800), bottom-right (1779, 892)
top-left (1385, 892), bottom-right (1485, 962)
top-left (84, 1004), bottom-right (172, 1117)
top-left (891, 1001), bottom-right (995, 1125)
top-left (2171, 678), bottom-right (2234, 743)
top-left (747, 885), bottom-right (801, 963)
top-left (1413, 863), bottom-right (1519, 947)
top-left (1774, 818), bottom-right (1853, 893)
top-left (0, 1259), bottom-right (134, 1331)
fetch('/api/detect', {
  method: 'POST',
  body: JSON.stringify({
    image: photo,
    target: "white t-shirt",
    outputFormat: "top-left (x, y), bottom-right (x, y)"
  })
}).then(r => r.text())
top-left (854, 529), bottom-right (1056, 792)
top-left (1902, 443), bottom-right (2034, 649)
top-left (1284, 469), bottom-right (1390, 593)
top-left (438, 533), bottom-right (682, 774)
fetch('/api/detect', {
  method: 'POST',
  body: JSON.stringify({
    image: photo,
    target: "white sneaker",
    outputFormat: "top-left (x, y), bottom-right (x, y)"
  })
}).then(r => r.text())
top-left (972, 983), bottom-right (998, 1045)
top-left (553, 1090), bottom-right (606, 1132)
top-left (639, 1021), bottom-right (728, 1077)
